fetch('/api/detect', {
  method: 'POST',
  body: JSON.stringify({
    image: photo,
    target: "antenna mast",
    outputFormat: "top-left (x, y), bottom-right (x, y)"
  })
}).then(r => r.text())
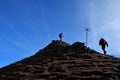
top-left (85, 27), bottom-right (91, 48)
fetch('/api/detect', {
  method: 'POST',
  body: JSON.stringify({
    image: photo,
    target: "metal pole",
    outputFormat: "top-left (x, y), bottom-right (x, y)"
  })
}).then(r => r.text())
top-left (86, 29), bottom-right (88, 47)
top-left (85, 28), bottom-right (90, 48)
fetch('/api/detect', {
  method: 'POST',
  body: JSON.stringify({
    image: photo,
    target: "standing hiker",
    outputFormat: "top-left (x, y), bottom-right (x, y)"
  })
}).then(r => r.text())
top-left (99, 38), bottom-right (108, 54)
top-left (59, 33), bottom-right (63, 42)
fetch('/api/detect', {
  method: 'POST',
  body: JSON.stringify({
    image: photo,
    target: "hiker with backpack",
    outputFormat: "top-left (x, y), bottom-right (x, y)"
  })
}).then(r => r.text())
top-left (99, 38), bottom-right (108, 54)
top-left (59, 33), bottom-right (63, 42)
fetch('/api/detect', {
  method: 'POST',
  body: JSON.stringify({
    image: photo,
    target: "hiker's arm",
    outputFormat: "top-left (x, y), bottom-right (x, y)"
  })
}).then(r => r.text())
top-left (106, 42), bottom-right (108, 47)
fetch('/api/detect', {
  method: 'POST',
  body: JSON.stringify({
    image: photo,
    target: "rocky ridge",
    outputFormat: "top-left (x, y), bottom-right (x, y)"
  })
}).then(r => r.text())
top-left (0, 40), bottom-right (120, 80)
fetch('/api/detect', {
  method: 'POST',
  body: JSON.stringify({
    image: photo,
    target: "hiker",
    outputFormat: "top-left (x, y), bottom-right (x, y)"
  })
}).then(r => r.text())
top-left (99, 38), bottom-right (108, 54)
top-left (59, 33), bottom-right (63, 41)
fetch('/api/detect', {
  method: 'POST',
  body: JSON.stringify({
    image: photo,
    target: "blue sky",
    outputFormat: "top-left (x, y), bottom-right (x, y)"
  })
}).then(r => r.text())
top-left (0, 0), bottom-right (120, 68)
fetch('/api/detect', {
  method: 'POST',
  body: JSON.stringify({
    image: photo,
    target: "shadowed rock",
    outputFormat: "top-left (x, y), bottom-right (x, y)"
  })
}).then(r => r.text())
top-left (0, 40), bottom-right (120, 80)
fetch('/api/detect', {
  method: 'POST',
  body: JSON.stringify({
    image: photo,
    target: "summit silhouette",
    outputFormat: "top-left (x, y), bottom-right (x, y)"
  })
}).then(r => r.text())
top-left (0, 40), bottom-right (120, 80)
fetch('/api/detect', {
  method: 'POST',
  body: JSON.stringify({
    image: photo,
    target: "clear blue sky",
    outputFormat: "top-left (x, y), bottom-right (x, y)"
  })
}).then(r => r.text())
top-left (0, 0), bottom-right (120, 68)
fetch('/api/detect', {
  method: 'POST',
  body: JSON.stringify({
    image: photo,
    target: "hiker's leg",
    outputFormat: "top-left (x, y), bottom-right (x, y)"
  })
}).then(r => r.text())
top-left (102, 45), bottom-right (106, 54)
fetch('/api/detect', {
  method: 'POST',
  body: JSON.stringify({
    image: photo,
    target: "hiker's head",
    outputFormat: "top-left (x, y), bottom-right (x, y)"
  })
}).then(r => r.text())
top-left (101, 38), bottom-right (104, 40)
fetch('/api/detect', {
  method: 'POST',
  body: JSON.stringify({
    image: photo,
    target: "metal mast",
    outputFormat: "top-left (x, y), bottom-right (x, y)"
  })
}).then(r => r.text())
top-left (85, 27), bottom-right (91, 48)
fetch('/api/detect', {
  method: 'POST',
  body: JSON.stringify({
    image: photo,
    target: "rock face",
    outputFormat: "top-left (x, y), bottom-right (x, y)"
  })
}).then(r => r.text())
top-left (0, 40), bottom-right (120, 80)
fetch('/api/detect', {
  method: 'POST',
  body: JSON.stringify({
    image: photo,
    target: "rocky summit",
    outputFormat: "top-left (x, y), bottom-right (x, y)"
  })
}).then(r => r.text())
top-left (0, 40), bottom-right (120, 80)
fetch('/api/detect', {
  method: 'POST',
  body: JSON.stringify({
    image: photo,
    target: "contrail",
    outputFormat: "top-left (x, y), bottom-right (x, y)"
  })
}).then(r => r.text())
top-left (38, 0), bottom-right (50, 40)
top-left (0, 15), bottom-right (34, 51)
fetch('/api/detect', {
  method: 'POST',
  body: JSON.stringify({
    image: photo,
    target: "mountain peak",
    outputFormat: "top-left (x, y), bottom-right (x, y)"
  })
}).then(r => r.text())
top-left (0, 40), bottom-right (120, 80)
top-left (36, 40), bottom-right (90, 54)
